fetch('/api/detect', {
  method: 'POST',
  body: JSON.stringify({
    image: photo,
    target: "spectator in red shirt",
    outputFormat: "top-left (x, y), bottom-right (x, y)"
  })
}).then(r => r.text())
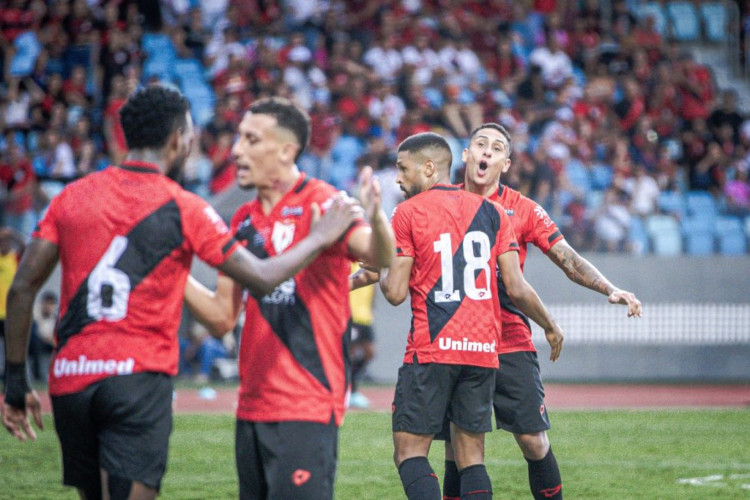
top-left (0, 137), bottom-right (37, 238)
top-left (102, 74), bottom-right (129, 165)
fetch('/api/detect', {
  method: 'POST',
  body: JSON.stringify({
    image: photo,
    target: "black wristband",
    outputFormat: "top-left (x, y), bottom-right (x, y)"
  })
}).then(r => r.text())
top-left (4, 361), bottom-right (31, 409)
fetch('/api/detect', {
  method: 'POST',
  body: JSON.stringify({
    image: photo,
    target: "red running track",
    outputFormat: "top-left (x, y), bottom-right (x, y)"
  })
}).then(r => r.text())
top-left (17, 384), bottom-right (750, 414)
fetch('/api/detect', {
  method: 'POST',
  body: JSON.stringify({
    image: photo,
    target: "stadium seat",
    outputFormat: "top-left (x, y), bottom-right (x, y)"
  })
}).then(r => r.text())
top-left (645, 214), bottom-right (682, 255)
top-left (628, 216), bottom-right (650, 255)
top-left (745, 215), bottom-right (750, 239)
top-left (638, 2), bottom-right (669, 37)
top-left (658, 191), bottom-right (686, 218)
top-left (681, 216), bottom-right (715, 255)
top-left (685, 190), bottom-right (718, 219)
top-left (564, 159), bottom-right (592, 193)
top-left (714, 216), bottom-right (747, 255)
top-left (590, 164), bottom-right (613, 190)
top-left (586, 190), bottom-right (605, 211)
top-left (700, 2), bottom-right (728, 42)
top-left (666, 1), bottom-right (701, 41)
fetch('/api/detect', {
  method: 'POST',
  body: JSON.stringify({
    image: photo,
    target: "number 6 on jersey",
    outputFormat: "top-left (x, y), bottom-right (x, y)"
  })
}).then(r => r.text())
top-left (87, 235), bottom-right (131, 321)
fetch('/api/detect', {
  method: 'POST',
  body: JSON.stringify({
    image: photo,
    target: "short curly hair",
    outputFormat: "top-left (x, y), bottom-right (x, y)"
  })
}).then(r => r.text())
top-left (119, 85), bottom-right (190, 150)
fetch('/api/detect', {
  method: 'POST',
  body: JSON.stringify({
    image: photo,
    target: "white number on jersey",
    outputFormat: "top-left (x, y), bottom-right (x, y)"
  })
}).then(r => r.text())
top-left (87, 235), bottom-right (131, 321)
top-left (433, 231), bottom-right (492, 303)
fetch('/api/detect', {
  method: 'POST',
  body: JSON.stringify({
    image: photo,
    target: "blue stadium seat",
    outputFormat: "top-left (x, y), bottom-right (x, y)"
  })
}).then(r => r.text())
top-left (638, 2), bottom-right (669, 37)
top-left (745, 215), bottom-right (750, 239)
top-left (700, 2), bottom-right (727, 42)
top-left (714, 216), bottom-right (747, 255)
top-left (590, 163), bottom-right (613, 190)
top-left (645, 214), bottom-right (682, 255)
top-left (565, 159), bottom-right (592, 193)
top-left (666, 1), bottom-right (700, 41)
top-left (681, 215), bottom-right (715, 256)
top-left (658, 191), bottom-right (686, 218)
top-left (628, 216), bottom-right (650, 255)
top-left (586, 190), bottom-right (605, 211)
top-left (685, 190), bottom-right (718, 219)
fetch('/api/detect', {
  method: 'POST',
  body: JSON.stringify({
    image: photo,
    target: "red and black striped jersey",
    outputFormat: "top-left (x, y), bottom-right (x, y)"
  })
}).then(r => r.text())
top-left (392, 184), bottom-right (518, 369)
top-left (489, 184), bottom-right (564, 353)
top-left (33, 161), bottom-right (239, 396)
top-left (231, 173), bottom-right (367, 426)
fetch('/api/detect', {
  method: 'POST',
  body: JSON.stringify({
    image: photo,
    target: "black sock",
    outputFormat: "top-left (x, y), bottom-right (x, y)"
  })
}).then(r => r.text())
top-left (459, 464), bottom-right (492, 499)
top-left (398, 456), bottom-right (441, 500)
top-left (443, 459), bottom-right (460, 499)
top-left (526, 448), bottom-right (562, 499)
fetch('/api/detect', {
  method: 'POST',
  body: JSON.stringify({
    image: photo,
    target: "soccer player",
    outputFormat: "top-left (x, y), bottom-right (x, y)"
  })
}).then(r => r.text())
top-left (183, 97), bottom-right (394, 499)
top-left (440, 123), bottom-right (643, 500)
top-left (377, 132), bottom-right (562, 500)
top-left (1, 86), bottom-right (359, 500)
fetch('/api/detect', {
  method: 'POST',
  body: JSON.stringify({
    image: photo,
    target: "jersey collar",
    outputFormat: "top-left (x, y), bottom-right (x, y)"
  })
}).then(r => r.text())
top-left (429, 183), bottom-right (460, 191)
top-left (119, 160), bottom-right (161, 174)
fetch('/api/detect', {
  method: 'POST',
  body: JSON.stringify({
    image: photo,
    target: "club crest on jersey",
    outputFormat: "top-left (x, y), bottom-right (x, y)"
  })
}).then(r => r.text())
top-left (272, 221), bottom-right (295, 253)
top-left (281, 205), bottom-right (304, 217)
top-left (505, 209), bottom-right (515, 216)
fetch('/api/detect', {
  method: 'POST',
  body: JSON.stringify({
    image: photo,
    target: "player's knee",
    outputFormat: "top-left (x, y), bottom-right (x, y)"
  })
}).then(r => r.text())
top-left (516, 432), bottom-right (550, 460)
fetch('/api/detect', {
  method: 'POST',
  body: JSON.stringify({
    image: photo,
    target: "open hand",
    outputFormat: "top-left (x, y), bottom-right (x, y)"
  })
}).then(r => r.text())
top-left (2, 391), bottom-right (44, 443)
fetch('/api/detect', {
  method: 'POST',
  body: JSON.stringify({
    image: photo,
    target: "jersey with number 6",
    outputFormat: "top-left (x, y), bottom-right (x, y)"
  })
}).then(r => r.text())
top-left (33, 161), bottom-right (240, 396)
top-left (392, 184), bottom-right (518, 369)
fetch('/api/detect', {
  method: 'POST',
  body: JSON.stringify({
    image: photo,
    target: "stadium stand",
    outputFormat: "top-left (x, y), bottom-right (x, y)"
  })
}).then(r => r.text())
top-left (0, 0), bottom-right (747, 258)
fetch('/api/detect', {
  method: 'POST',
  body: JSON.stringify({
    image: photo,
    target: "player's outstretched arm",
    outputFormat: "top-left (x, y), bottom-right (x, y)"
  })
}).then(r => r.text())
top-left (2, 238), bottom-right (57, 442)
top-left (498, 250), bottom-right (564, 361)
top-left (184, 275), bottom-right (243, 338)
top-left (348, 166), bottom-right (395, 270)
top-left (546, 240), bottom-right (642, 317)
top-left (219, 197), bottom-right (358, 296)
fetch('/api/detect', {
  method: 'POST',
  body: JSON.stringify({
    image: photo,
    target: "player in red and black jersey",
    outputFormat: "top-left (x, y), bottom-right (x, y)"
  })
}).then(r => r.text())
top-left (439, 123), bottom-right (642, 500)
top-left (183, 97), bottom-right (394, 500)
top-left (375, 132), bottom-right (562, 500)
top-left (1, 86), bottom-right (358, 500)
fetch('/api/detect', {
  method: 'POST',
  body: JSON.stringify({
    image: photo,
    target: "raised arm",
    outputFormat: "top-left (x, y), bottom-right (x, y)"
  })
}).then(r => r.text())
top-left (498, 250), bottom-right (564, 362)
top-left (2, 238), bottom-right (57, 441)
top-left (347, 166), bottom-right (395, 270)
top-left (219, 197), bottom-right (358, 296)
top-left (546, 240), bottom-right (642, 317)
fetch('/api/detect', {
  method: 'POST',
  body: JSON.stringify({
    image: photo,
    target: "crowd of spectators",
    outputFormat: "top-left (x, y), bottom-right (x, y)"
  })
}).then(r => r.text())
top-left (1, 0), bottom-right (750, 255)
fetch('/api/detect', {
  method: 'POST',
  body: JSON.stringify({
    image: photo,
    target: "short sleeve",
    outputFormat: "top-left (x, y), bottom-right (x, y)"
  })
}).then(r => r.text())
top-left (180, 194), bottom-right (240, 267)
top-left (391, 203), bottom-right (415, 258)
top-left (525, 201), bottom-right (564, 253)
top-left (32, 190), bottom-right (65, 244)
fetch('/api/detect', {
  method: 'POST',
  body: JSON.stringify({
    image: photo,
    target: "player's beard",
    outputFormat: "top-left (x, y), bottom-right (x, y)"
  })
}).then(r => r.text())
top-left (166, 154), bottom-right (186, 184)
top-left (400, 184), bottom-right (420, 199)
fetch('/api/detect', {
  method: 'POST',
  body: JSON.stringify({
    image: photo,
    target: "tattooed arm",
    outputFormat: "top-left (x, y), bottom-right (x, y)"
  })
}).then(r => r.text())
top-left (546, 239), bottom-right (642, 317)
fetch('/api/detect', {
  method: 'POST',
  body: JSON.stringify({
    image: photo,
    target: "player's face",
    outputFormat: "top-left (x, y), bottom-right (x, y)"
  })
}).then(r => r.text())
top-left (395, 151), bottom-right (424, 199)
top-left (232, 112), bottom-right (286, 190)
top-left (462, 128), bottom-right (511, 190)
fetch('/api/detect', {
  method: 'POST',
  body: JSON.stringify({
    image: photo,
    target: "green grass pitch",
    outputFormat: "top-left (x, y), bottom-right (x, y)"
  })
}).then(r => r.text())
top-left (1, 409), bottom-right (748, 499)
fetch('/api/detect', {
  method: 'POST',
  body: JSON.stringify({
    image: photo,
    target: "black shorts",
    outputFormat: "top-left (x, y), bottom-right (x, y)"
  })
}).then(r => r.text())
top-left (493, 351), bottom-right (550, 434)
top-left (236, 417), bottom-right (339, 500)
top-left (392, 362), bottom-right (495, 435)
top-left (351, 323), bottom-right (374, 343)
top-left (51, 372), bottom-right (173, 491)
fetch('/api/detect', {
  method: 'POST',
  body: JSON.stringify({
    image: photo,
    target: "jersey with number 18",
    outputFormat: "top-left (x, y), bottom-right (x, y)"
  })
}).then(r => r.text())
top-left (33, 162), bottom-right (240, 396)
top-left (391, 184), bottom-right (518, 369)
